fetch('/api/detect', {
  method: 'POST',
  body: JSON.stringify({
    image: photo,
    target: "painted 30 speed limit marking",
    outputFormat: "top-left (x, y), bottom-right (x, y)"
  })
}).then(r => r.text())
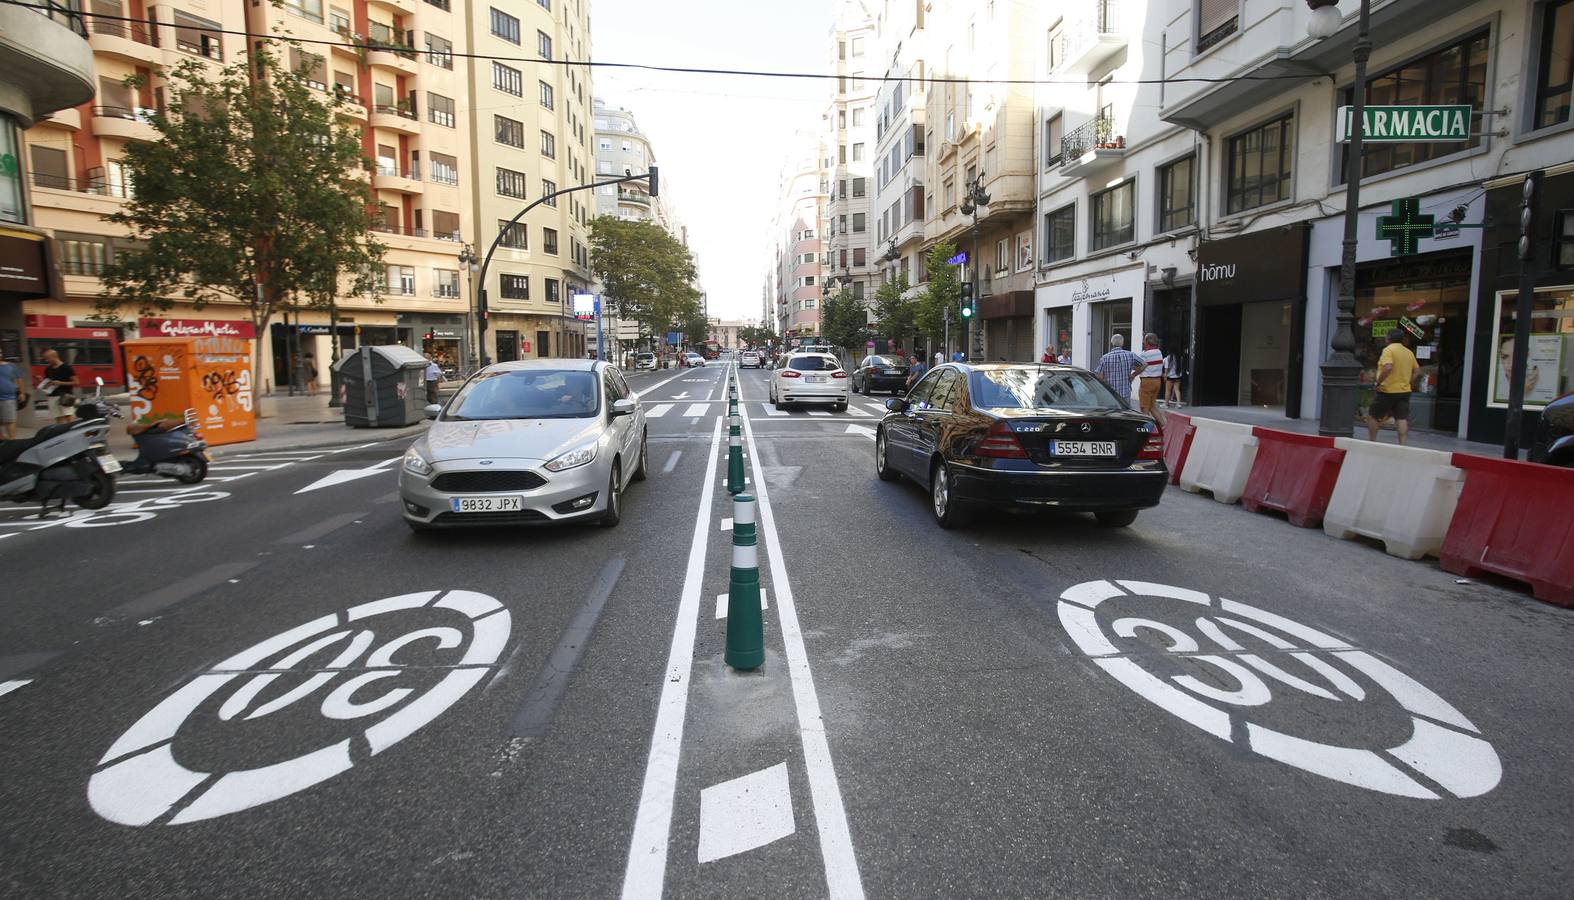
top-left (1058, 579), bottom-right (1501, 800)
top-left (89, 590), bottom-right (511, 825)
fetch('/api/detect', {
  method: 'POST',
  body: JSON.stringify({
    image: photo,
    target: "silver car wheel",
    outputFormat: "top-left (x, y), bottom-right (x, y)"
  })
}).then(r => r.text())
top-left (931, 465), bottom-right (949, 518)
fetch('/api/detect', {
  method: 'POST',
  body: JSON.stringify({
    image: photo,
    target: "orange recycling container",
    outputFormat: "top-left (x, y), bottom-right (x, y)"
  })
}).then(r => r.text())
top-left (122, 335), bottom-right (257, 446)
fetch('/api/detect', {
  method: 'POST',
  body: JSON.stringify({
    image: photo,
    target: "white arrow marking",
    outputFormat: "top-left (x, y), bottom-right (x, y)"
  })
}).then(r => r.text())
top-left (672, 391), bottom-right (691, 400)
top-left (294, 457), bottom-right (402, 494)
top-left (845, 424), bottom-right (876, 440)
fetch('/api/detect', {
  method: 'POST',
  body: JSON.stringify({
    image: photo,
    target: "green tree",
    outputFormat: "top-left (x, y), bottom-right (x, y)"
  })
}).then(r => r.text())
top-left (916, 243), bottom-right (962, 345)
top-left (99, 46), bottom-right (385, 387)
top-left (820, 289), bottom-right (871, 356)
top-left (738, 324), bottom-right (780, 348)
top-left (590, 216), bottom-right (702, 348)
top-left (871, 273), bottom-right (914, 352)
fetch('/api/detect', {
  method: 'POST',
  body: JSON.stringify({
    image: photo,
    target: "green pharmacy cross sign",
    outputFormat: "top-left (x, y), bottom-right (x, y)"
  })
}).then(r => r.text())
top-left (1377, 198), bottom-right (1435, 257)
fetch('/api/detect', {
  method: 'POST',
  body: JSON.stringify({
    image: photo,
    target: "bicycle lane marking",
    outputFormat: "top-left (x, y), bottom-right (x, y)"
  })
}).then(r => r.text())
top-left (739, 386), bottom-right (865, 900)
top-left (622, 414), bottom-right (725, 899)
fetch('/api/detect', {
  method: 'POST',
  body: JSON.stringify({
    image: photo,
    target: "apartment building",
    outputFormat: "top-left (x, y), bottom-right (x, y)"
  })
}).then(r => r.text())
top-left (1033, 0), bottom-right (1199, 378)
top-left (869, 0), bottom-right (928, 307)
top-left (464, 0), bottom-right (594, 364)
top-left (823, 2), bottom-right (879, 309)
top-left (921, 0), bottom-right (1039, 361)
top-left (1129, 0), bottom-right (1573, 445)
top-left (18, 0), bottom-right (482, 390)
top-left (0, 0), bottom-right (94, 365)
top-left (706, 319), bottom-right (750, 349)
top-left (770, 134), bottom-right (829, 339)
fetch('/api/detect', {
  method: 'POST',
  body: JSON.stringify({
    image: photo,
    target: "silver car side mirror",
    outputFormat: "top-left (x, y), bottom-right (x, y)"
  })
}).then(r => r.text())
top-left (611, 398), bottom-right (636, 418)
top-left (423, 403), bottom-right (441, 420)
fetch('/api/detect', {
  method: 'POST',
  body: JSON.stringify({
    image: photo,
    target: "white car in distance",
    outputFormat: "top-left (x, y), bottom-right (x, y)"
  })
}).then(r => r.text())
top-left (740, 351), bottom-right (763, 368)
top-left (768, 353), bottom-right (849, 411)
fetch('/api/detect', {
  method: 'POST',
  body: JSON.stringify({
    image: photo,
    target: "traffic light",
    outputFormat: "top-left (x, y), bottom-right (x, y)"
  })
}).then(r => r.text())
top-left (478, 288), bottom-right (490, 321)
top-left (647, 164), bottom-right (659, 197)
top-left (1519, 170), bottom-right (1541, 262)
top-left (960, 282), bottom-right (974, 319)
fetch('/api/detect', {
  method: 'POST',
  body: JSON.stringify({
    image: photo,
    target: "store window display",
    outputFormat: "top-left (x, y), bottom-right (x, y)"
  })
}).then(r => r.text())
top-left (1352, 253), bottom-right (1471, 432)
top-left (1489, 286), bottom-right (1574, 409)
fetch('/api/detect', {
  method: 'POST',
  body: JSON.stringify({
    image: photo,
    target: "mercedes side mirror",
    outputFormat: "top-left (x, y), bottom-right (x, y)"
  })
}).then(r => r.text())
top-left (885, 397), bottom-right (908, 413)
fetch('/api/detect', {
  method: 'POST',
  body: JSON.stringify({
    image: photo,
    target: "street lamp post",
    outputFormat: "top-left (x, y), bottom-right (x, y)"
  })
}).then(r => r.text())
top-left (458, 243), bottom-right (480, 369)
top-left (958, 172), bottom-right (991, 362)
top-left (1312, 0), bottom-right (1371, 437)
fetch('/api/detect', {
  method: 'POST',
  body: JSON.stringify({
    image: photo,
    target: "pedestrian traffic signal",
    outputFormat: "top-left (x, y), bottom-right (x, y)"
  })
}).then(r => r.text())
top-left (477, 289), bottom-right (490, 321)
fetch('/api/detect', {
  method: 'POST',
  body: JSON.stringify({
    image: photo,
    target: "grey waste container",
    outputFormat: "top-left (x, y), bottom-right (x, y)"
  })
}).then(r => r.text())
top-left (335, 345), bottom-right (429, 427)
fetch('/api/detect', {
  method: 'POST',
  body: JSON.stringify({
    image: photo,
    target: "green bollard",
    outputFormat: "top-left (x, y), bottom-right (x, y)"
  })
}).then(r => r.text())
top-left (725, 493), bottom-right (764, 670)
top-left (727, 414), bottom-right (745, 494)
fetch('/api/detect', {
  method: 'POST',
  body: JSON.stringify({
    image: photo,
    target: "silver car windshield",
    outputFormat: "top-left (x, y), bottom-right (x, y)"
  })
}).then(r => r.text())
top-left (444, 370), bottom-right (600, 420)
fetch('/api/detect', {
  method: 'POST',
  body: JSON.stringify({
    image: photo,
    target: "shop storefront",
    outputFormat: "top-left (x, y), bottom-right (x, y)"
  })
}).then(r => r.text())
top-left (397, 313), bottom-right (469, 370)
top-left (1469, 166), bottom-right (1574, 445)
top-left (1350, 251), bottom-right (1473, 433)
top-left (979, 290), bottom-right (1034, 362)
top-left (1035, 264), bottom-right (1147, 370)
top-left (1, 228), bottom-right (53, 371)
top-left (1194, 225), bottom-right (1311, 416)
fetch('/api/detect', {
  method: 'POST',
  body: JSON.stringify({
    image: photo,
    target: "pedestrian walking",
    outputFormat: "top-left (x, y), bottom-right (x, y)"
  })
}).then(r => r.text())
top-left (1163, 351), bottom-right (1184, 408)
top-left (1136, 333), bottom-right (1166, 425)
top-left (906, 353), bottom-right (927, 390)
top-left (1366, 330), bottom-right (1419, 445)
top-left (38, 348), bottom-right (79, 424)
top-left (934, 349), bottom-right (945, 368)
top-left (423, 351), bottom-right (442, 404)
top-left (1093, 335), bottom-right (1145, 406)
top-left (0, 353), bottom-right (28, 439)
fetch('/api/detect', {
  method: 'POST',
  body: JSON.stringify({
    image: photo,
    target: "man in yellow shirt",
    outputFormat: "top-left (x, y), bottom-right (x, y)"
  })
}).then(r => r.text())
top-left (1366, 330), bottom-right (1419, 445)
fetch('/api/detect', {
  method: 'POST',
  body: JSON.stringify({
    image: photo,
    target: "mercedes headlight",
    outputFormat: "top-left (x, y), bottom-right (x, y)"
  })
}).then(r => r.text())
top-left (403, 446), bottom-right (433, 476)
top-left (545, 444), bottom-right (597, 472)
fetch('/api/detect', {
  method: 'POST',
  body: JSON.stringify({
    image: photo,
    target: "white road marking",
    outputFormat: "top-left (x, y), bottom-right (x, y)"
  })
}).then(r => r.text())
top-left (645, 404), bottom-right (674, 419)
top-left (293, 457), bottom-right (402, 494)
top-left (807, 410), bottom-right (832, 417)
top-left (632, 369), bottom-right (691, 399)
top-left (739, 397), bottom-right (865, 899)
top-left (764, 404), bottom-right (788, 417)
top-left (845, 406), bottom-right (872, 417)
top-left (720, 517), bottom-right (733, 531)
top-left (622, 415), bottom-right (725, 899)
top-left (697, 762), bottom-right (796, 863)
top-left (714, 589), bottom-right (769, 620)
top-left (326, 442), bottom-right (384, 454)
top-left (662, 450), bottom-right (682, 474)
top-left (683, 403), bottom-right (710, 417)
top-left (672, 392), bottom-right (691, 401)
top-left (845, 424), bottom-right (876, 440)
top-left (208, 464), bottom-right (291, 472)
top-left (0, 678), bottom-right (34, 698)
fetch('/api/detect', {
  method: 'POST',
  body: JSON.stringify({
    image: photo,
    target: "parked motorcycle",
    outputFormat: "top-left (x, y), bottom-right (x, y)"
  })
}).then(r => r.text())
top-left (75, 380), bottom-right (209, 484)
top-left (0, 402), bottom-right (119, 515)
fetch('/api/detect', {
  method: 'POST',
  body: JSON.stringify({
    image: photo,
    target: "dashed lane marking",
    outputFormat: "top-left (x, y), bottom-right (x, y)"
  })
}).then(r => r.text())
top-left (0, 679), bottom-right (34, 699)
top-left (662, 450), bottom-right (683, 474)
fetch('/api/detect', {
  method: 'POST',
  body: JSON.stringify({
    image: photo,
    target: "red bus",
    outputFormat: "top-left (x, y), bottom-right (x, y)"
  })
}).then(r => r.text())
top-left (699, 340), bottom-right (722, 360)
top-left (27, 327), bottom-right (126, 391)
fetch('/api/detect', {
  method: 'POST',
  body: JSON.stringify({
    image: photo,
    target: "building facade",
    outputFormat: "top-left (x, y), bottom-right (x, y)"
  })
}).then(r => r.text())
top-left (770, 134), bottom-right (828, 340)
top-left (823, 2), bottom-right (879, 310)
top-left (870, 0), bottom-right (928, 316)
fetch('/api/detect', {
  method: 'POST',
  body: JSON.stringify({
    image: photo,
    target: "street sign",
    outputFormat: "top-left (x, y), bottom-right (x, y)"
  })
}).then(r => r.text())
top-left (946, 251), bottom-right (968, 266)
top-left (572, 293), bottom-right (596, 322)
top-left (1377, 198), bottom-right (1435, 256)
top-left (1336, 105), bottom-right (1471, 143)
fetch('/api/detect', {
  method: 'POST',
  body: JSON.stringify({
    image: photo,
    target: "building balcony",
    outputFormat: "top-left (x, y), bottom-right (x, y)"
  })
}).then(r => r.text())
top-left (367, 44), bottom-right (419, 76)
top-left (370, 105), bottom-right (421, 135)
top-left (29, 170), bottom-right (131, 202)
top-left (373, 166), bottom-right (423, 194)
top-left (618, 190), bottom-right (651, 207)
top-left (368, 0), bottom-right (418, 15)
top-left (1160, 0), bottom-right (1476, 130)
top-left (1052, 0), bottom-right (1126, 75)
top-left (91, 105), bottom-right (159, 142)
top-left (1, 0), bottom-right (95, 124)
top-left (39, 106), bottom-right (83, 131)
top-left (1059, 113), bottom-right (1126, 178)
top-left (333, 93), bottom-right (368, 121)
top-left (87, 19), bottom-right (162, 66)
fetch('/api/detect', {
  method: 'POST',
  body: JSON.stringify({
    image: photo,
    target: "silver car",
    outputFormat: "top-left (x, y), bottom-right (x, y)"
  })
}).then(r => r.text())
top-left (399, 359), bottom-right (647, 531)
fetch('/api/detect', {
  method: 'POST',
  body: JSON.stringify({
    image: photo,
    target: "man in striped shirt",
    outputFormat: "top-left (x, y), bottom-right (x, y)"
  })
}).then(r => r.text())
top-left (1136, 333), bottom-right (1167, 426)
top-left (1093, 334), bottom-right (1146, 405)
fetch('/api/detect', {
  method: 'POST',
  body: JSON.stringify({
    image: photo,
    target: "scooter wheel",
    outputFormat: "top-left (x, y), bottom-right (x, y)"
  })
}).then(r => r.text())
top-left (73, 470), bottom-right (116, 510)
top-left (176, 456), bottom-right (208, 484)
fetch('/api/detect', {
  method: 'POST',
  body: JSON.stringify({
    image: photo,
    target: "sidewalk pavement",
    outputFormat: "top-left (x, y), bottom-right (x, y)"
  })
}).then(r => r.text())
top-left (1178, 404), bottom-right (1518, 458)
top-left (12, 383), bottom-right (460, 458)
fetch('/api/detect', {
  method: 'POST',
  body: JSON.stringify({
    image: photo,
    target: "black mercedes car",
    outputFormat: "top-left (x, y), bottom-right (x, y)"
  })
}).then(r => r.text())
top-left (874, 363), bottom-right (1166, 528)
top-left (851, 355), bottom-right (911, 395)
top-left (1531, 391), bottom-right (1574, 466)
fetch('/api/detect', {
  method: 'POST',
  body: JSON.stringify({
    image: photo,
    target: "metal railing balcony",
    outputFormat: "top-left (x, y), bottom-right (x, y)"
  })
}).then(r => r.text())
top-left (1060, 112), bottom-right (1125, 164)
top-left (30, 170), bottom-right (132, 198)
top-left (1052, 0), bottom-right (1125, 75)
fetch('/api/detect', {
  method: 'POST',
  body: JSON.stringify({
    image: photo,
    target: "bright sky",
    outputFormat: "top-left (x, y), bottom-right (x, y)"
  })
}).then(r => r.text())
top-left (590, 0), bottom-right (834, 322)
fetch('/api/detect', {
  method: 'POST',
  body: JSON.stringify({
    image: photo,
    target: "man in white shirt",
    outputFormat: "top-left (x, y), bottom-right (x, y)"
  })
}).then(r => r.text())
top-left (423, 352), bottom-right (441, 404)
top-left (1137, 333), bottom-right (1166, 426)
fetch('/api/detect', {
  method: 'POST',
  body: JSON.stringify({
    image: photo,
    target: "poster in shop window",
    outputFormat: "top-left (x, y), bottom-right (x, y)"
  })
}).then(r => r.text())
top-left (1491, 333), bottom-right (1562, 407)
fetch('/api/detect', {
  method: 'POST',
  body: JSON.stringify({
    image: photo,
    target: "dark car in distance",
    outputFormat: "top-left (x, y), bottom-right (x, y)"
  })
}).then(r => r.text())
top-left (874, 363), bottom-right (1166, 528)
top-left (852, 355), bottom-right (911, 395)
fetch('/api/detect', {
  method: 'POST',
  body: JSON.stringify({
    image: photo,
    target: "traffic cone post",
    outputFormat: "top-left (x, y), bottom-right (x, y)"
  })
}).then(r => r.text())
top-left (727, 410), bottom-right (745, 494)
top-left (725, 493), bottom-right (764, 670)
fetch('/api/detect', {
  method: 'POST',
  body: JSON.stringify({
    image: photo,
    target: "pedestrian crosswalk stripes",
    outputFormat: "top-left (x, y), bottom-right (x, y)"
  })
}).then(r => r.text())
top-left (743, 402), bottom-right (886, 421)
top-left (646, 403), bottom-right (675, 418)
top-left (683, 403), bottom-right (710, 417)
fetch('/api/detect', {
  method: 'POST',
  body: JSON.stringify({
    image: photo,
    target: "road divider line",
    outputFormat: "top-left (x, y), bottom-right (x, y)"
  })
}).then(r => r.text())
top-left (739, 391), bottom-right (864, 899)
top-left (0, 678), bottom-right (33, 699)
top-left (621, 414), bottom-right (725, 900)
top-left (662, 450), bottom-right (683, 474)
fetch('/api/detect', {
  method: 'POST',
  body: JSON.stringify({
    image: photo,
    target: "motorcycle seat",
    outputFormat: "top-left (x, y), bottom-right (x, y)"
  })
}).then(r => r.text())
top-left (0, 428), bottom-right (64, 464)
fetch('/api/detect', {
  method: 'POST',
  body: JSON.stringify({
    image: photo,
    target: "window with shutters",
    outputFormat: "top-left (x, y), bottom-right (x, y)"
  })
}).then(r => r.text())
top-left (493, 62), bottom-right (522, 96)
top-left (1196, 0), bottom-right (1238, 53)
top-left (430, 210), bottom-right (460, 241)
top-left (542, 180), bottom-right (558, 206)
top-left (540, 130), bottom-right (556, 158)
top-left (496, 167), bottom-right (527, 199)
top-left (498, 221), bottom-right (527, 249)
top-left (490, 8), bottom-right (520, 44)
top-left (545, 278), bottom-right (561, 302)
top-left (425, 34), bottom-right (453, 69)
top-left (500, 274), bottom-right (530, 299)
top-left (543, 228), bottom-right (559, 255)
top-left (1044, 114), bottom-right (1064, 168)
top-left (430, 153), bottom-right (458, 185)
top-left (433, 268), bottom-right (460, 298)
top-left (495, 115), bottom-right (524, 148)
top-left (427, 93), bottom-right (455, 127)
top-left (539, 81), bottom-right (555, 109)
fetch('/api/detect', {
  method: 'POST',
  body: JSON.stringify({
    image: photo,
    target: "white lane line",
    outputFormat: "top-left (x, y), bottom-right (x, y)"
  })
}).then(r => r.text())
top-left (326, 442), bottom-right (384, 454)
top-left (0, 678), bottom-right (34, 698)
top-left (633, 368), bottom-right (692, 400)
top-left (682, 403), bottom-right (710, 418)
top-left (845, 406), bottom-right (872, 417)
top-left (662, 450), bottom-right (683, 474)
top-left (807, 410), bottom-right (832, 417)
top-left (697, 762), bottom-right (796, 863)
top-left (714, 589), bottom-right (769, 620)
top-left (115, 487), bottom-right (198, 495)
top-left (845, 424), bottom-right (876, 440)
top-left (646, 403), bottom-right (675, 419)
top-left (740, 400), bottom-right (865, 899)
top-left (207, 464), bottom-right (291, 472)
top-left (621, 414), bottom-right (725, 899)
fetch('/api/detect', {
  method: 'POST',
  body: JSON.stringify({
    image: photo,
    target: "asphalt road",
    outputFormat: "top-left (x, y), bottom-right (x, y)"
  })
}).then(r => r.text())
top-left (1, 358), bottom-right (1570, 898)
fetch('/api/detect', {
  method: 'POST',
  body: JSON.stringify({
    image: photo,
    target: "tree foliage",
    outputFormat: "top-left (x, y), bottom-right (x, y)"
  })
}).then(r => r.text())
top-left (871, 273), bottom-right (914, 350)
top-left (589, 216), bottom-right (703, 346)
top-left (738, 324), bottom-right (780, 348)
top-left (99, 46), bottom-right (385, 382)
top-left (820, 289), bottom-right (871, 356)
top-left (916, 242), bottom-right (962, 343)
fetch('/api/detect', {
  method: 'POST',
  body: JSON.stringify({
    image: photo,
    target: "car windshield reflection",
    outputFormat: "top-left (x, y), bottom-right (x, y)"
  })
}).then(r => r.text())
top-left (970, 369), bottom-right (1123, 410)
top-left (443, 370), bottom-right (601, 420)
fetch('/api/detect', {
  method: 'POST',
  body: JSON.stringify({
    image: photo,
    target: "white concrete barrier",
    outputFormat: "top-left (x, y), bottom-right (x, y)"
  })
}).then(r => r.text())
top-left (1323, 439), bottom-right (1464, 560)
top-left (1177, 418), bottom-right (1259, 505)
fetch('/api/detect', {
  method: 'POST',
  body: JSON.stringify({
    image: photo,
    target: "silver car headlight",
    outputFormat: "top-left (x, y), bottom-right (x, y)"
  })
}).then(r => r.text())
top-left (403, 446), bottom-right (433, 476)
top-left (545, 444), bottom-right (597, 472)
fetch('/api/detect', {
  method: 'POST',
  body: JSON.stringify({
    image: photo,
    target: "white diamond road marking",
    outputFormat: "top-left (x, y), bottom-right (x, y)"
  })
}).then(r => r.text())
top-left (714, 589), bottom-right (769, 620)
top-left (682, 403), bottom-right (710, 417)
top-left (645, 403), bottom-right (674, 419)
top-left (697, 762), bottom-right (796, 863)
top-left (720, 518), bottom-right (733, 531)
